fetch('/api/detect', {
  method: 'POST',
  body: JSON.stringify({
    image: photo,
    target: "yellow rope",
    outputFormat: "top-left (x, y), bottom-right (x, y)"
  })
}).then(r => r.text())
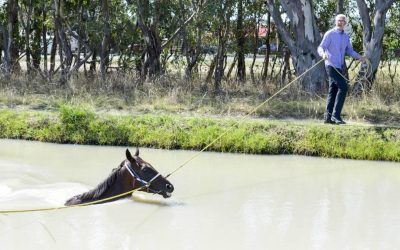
top-left (165, 58), bottom-right (326, 178)
top-left (0, 185), bottom-right (147, 214)
top-left (0, 58), bottom-right (326, 214)
top-left (332, 56), bottom-right (372, 94)
top-left (167, 57), bottom-right (373, 178)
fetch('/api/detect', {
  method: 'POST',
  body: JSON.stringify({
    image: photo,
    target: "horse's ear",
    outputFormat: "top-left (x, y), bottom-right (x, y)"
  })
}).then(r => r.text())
top-left (126, 149), bottom-right (134, 161)
top-left (135, 147), bottom-right (139, 156)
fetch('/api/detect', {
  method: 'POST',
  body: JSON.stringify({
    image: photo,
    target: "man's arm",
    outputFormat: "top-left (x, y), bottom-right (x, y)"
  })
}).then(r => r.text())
top-left (345, 36), bottom-right (365, 61)
top-left (318, 31), bottom-right (331, 60)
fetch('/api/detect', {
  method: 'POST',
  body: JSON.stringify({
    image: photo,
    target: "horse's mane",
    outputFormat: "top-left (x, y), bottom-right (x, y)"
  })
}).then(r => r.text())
top-left (73, 160), bottom-right (126, 202)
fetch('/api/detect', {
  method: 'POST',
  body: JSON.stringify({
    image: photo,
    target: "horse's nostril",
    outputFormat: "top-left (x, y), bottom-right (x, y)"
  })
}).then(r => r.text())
top-left (166, 184), bottom-right (174, 192)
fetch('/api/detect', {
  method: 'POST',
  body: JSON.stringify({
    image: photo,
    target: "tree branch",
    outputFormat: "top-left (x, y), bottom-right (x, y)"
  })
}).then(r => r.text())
top-left (161, 0), bottom-right (208, 49)
top-left (266, 0), bottom-right (294, 49)
top-left (356, 0), bottom-right (372, 42)
top-left (380, 0), bottom-right (396, 11)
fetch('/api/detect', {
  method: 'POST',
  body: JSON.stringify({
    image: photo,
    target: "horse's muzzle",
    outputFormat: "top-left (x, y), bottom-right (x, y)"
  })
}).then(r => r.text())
top-left (162, 184), bottom-right (174, 198)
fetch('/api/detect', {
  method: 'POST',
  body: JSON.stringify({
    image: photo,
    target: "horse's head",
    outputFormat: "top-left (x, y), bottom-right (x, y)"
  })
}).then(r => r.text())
top-left (125, 148), bottom-right (174, 198)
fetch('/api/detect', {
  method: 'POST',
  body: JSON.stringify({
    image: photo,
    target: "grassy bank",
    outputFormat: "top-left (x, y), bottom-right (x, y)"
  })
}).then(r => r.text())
top-left (1, 71), bottom-right (400, 124)
top-left (0, 105), bottom-right (399, 161)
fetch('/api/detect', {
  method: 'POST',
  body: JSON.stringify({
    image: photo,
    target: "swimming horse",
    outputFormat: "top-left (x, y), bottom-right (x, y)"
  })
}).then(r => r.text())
top-left (65, 148), bottom-right (174, 206)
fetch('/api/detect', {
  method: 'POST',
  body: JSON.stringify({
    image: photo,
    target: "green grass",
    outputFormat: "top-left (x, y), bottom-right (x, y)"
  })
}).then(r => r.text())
top-left (0, 106), bottom-right (399, 161)
top-left (0, 69), bottom-right (399, 162)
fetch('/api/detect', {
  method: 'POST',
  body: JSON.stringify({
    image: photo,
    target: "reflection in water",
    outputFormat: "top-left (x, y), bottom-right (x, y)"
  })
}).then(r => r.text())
top-left (1, 139), bottom-right (400, 250)
top-left (131, 194), bottom-right (185, 207)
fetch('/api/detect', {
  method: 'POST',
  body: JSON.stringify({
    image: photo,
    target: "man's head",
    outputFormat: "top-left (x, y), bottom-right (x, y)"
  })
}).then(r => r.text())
top-left (335, 14), bottom-right (347, 30)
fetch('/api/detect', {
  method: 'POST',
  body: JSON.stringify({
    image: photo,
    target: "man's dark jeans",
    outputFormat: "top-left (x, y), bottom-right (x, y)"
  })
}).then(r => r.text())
top-left (325, 65), bottom-right (348, 120)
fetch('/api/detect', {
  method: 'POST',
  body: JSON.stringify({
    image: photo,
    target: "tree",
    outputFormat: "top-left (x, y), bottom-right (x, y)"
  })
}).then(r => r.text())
top-left (53, 0), bottom-right (73, 84)
top-left (135, 0), bottom-right (162, 79)
top-left (2, 0), bottom-right (20, 75)
top-left (336, 0), bottom-right (345, 14)
top-left (266, 0), bottom-right (325, 93)
top-left (214, 0), bottom-right (233, 95)
top-left (352, 0), bottom-right (397, 95)
top-left (178, 0), bottom-right (205, 81)
top-left (236, 0), bottom-right (245, 82)
top-left (100, 0), bottom-right (111, 80)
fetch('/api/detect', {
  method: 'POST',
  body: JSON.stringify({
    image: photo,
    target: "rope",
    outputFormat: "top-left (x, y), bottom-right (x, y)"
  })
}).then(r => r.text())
top-left (165, 58), bottom-right (325, 178)
top-left (0, 58), bottom-right (325, 214)
top-left (331, 56), bottom-right (372, 95)
top-left (166, 57), bottom-right (373, 179)
top-left (0, 185), bottom-right (149, 214)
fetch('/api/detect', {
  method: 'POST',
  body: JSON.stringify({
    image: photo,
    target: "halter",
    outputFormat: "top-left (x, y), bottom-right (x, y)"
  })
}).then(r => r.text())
top-left (124, 160), bottom-right (161, 194)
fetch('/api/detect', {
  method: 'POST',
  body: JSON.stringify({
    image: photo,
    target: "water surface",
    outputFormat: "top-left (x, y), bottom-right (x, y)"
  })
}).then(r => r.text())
top-left (1, 139), bottom-right (400, 250)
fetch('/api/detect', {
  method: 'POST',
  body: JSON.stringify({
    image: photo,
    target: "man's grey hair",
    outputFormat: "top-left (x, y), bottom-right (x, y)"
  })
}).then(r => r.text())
top-left (335, 14), bottom-right (347, 21)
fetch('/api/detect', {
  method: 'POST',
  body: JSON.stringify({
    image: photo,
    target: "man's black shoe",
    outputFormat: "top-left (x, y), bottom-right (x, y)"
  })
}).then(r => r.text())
top-left (324, 118), bottom-right (335, 124)
top-left (331, 117), bottom-right (346, 124)
top-left (323, 114), bottom-right (335, 124)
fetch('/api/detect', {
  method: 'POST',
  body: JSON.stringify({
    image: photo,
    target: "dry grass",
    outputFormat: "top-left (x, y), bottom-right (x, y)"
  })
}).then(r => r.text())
top-left (0, 64), bottom-right (399, 126)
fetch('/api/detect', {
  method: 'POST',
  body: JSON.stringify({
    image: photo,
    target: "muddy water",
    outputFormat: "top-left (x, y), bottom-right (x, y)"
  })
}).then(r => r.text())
top-left (1, 139), bottom-right (400, 250)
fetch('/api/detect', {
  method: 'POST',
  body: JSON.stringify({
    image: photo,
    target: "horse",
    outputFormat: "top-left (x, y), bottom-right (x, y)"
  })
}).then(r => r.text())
top-left (65, 148), bottom-right (174, 206)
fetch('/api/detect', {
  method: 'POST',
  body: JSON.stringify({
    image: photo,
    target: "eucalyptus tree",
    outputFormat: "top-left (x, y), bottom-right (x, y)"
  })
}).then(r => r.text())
top-left (380, 2), bottom-right (400, 86)
top-left (133, 0), bottom-right (163, 78)
top-left (235, 0), bottom-right (245, 82)
top-left (100, 0), bottom-right (111, 80)
top-left (112, 2), bottom-right (142, 73)
top-left (213, 0), bottom-right (234, 94)
top-left (313, 0), bottom-right (337, 34)
top-left (19, 0), bottom-right (33, 73)
top-left (248, 0), bottom-right (265, 83)
top-left (53, 0), bottom-right (74, 83)
top-left (1, 0), bottom-right (20, 75)
top-left (351, 0), bottom-right (397, 95)
top-left (266, 0), bottom-right (325, 93)
top-left (49, 0), bottom-right (100, 81)
top-left (16, 0), bottom-right (45, 74)
top-left (176, 0), bottom-right (209, 80)
top-left (260, 8), bottom-right (270, 82)
top-left (336, 0), bottom-right (345, 13)
top-left (31, 1), bottom-right (45, 71)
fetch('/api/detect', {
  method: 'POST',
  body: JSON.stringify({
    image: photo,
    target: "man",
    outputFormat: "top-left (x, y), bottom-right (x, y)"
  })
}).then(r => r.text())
top-left (318, 14), bottom-right (365, 124)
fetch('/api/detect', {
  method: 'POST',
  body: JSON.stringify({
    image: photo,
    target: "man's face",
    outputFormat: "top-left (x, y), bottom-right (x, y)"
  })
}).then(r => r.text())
top-left (335, 17), bottom-right (346, 30)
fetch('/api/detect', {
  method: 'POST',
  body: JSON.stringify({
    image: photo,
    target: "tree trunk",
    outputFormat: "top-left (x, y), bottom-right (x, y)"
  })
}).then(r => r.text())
top-left (214, 29), bottom-right (226, 95)
top-left (179, 0), bottom-right (202, 81)
top-left (136, 0), bottom-right (162, 79)
top-left (214, 0), bottom-right (233, 95)
top-left (205, 55), bottom-right (217, 84)
top-left (236, 0), bottom-right (245, 82)
top-left (336, 0), bottom-right (345, 14)
top-left (226, 53), bottom-right (237, 79)
top-left (42, 3), bottom-right (48, 73)
top-left (100, 0), bottom-right (111, 80)
top-left (352, 0), bottom-right (395, 96)
top-left (267, 0), bottom-right (325, 93)
top-left (32, 5), bottom-right (42, 71)
top-left (21, 1), bottom-right (33, 74)
top-left (0, 28), bottom-right (3, 63)
top-left (184, 29), bottom-right (202, 80)
top-left (54, 0), bottom-right (73, 84)
top-left (281, 47), bottom-right (292, 86)
top-left (3, 0), bottom-right (20, 75)
top-left (89, 49), bottom-right (97, 74)
top-left (250, 5), bottom-right (261, 84)
top-left (261, 11), bottom-right (271, 81)
top-left (49, 35), bottom-right (57, 78)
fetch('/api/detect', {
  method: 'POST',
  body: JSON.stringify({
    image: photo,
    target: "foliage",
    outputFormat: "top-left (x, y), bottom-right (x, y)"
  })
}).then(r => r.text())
top-left (0, 0), bottom-right (396, 84)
